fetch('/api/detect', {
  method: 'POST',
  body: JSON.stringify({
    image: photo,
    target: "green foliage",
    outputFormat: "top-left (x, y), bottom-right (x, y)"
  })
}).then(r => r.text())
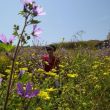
top-left (1, 47), bottom-right (110, 109)
top-left (0, 43), bottom-right (15, 52)
top-left (0, 53), bottom-right (10, 78)
top-left (30, 19), bottom-right (41, 24)
top-left (53, 40), bottom-right (101, 49)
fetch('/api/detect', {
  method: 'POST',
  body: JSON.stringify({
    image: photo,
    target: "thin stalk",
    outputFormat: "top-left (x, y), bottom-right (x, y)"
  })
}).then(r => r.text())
top-left (3, 15), bottom-right (29, 110)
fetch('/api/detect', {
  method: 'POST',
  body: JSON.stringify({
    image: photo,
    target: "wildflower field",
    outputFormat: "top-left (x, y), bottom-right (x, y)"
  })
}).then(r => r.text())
top-left (0, 47), bottom-right (110, 110)
top-left (0, 0), bottom-right (110, 110)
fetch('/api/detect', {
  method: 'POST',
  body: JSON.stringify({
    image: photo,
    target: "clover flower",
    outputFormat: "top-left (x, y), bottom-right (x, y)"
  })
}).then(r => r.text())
top-left (0, 34), bottom-right (15, 44)
top-left (17, 82), bottom-right (39, 98)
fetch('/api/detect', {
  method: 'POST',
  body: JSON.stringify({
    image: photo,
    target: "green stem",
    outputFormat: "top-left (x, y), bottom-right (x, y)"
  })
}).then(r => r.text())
top-left (3, 16), bottom-right (29, 110)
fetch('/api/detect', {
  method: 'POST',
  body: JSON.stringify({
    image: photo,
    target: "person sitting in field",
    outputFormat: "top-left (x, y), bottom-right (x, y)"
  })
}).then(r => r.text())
top-left (41, 45), bottom-right (61, 89)
top-left (41, 45), bottom-right (60, 72)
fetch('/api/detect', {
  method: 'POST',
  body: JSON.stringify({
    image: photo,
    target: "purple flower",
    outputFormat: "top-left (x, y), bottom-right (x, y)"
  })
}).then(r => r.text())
top-left (0, 34), bottom-right (15, 44)
top-left (0, 78), bottom-right (3, 86)
top-left (18, 70), bottom-right (25, 79)
top-left (17, 82), bottom-right (24, 96)
top-left (0, 78), bottom-right (2, 83)
top-left (20, 0), bottom-right (46, 17)
top-left (17, 82), bottom-right (39, 98)
top-left (32, 25), bottom-right (42, 37)
top-left (33, 5), bottom-right (46, 16)
top-left (20, 0), bottom-right (33, 5)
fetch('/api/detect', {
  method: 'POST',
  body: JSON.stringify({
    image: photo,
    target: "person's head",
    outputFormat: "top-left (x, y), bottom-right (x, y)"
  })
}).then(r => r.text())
top-left (45, 45), bottom-right (56, 56)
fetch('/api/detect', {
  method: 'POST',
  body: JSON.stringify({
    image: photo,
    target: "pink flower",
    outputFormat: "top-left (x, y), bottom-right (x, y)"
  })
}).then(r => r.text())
top-left (0, 34), bottom-right (15, 44)
top-left (20, 0), bottom-right (33, 4)
top-left (32, 25), bottom-right (42, 37)
top-left (33, 5), bottom-right (46, 16)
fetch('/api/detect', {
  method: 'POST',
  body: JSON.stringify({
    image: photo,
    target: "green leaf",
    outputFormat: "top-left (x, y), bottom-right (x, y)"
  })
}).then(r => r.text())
top-left (30, 19), bottom-right (41, 24)
top-left (18, 11), bottom-right (26, 15)
top-left (13, 31), bottom-right (18, 36)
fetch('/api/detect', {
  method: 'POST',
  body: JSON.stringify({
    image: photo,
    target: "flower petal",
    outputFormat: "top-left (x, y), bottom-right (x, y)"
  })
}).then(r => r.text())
top-left (25, 82), bottom-right (32, 97)
top-left (36, 6), bottom-right (46, 16)
top-left (33, 25), bottom-right (37, 31)
top-left (0, 34), bottom-right (7, 43)
top-left (20, 0), bottom-right (33, 4)
top-left (33, 28), bottom-right (42, 37)
top-left (17, 83), bottom-right (24, 96)
top-left (31, 89), bottom-right (40, 97)
top-left (8, 35), bottom-right (15, 44)
top-left (33, 5), bottom-right (46, 16)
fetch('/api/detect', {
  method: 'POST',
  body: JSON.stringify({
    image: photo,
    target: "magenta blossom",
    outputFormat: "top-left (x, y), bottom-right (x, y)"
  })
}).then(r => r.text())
top-left (20, 0), bottom-right (33, 5)
top-left (33, 5), bottom-right (46, 16)
top-left (32, 25), bottom-right (42, 37)
top-left (0, 34), bottom-right (15, 44)
top-left (17, 82), bottom-right (39, 98)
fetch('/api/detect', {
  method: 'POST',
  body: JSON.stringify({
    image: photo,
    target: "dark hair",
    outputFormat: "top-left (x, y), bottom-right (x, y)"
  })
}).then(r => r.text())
top-left (49, 45), bottom-right (56, 51)
top-left (46, 45), bottom-right (56, 51)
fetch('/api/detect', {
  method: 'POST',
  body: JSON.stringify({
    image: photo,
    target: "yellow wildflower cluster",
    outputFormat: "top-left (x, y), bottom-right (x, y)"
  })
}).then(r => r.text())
top-left (104, 56), bottom-right (110, 61)
top-left (46, 87), bottom-right (57, 92)
top-left (59, 64), bottom-right (65, 68)
top-left (19, 67), bottom-right (28, 71)
top-left (103, 72), bottom-right (109, 76)
top-left (5, 69), bottom-right (11, 74)
top-left (38, 91), bottom-right (50, 100)
top-left (67, 73), bottom-right (78, 78)
top-left (36, 68), bottom-right (45, 73)
top-left (45, 71), bottom-right (59, 78)
top-left (36, 107), bottom-right (42, 110)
